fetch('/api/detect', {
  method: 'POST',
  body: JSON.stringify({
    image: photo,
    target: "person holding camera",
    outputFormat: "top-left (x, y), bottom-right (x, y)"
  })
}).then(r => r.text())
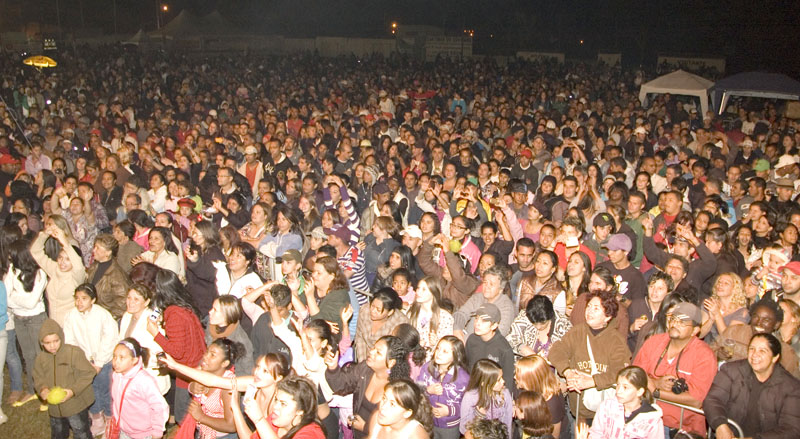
top-left (633, 302), bottom-right (717, 437)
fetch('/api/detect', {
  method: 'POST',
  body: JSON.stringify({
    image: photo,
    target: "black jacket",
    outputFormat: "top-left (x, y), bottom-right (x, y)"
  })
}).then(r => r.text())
top-left (704, 360), bottom-right (800, 439)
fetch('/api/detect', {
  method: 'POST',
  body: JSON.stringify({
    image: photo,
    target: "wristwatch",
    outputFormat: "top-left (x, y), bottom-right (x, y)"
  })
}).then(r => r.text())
top-left (653, 389), bottom-right (661, 399)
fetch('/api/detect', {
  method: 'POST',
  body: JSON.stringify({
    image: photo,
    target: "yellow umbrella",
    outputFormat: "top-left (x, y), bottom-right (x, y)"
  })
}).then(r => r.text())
top-left (23, 55), bottom-right (57, 68)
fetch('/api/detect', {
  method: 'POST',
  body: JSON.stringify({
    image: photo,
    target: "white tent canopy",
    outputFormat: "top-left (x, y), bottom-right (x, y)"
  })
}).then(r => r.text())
top-left (639, 69), bottom-right (714, 116)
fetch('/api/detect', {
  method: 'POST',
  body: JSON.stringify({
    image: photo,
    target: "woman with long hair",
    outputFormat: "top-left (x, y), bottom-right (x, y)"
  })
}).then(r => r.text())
top-left (514, 391), bottom-right (555, 439)
top-left (306, 256), bottom-right (355, 341)
top-left (584, 366), bottom-right (663, 439)
top-left (326, 335), bottom-right (410, 439)
top-left (132, 227), bottom-right (183, 278)
top-left (517, 250), bottom-right (561, 312)
top-left (419, 212), bottom-right (442, 243)
top-left (391, 323), bottom-right (427, 381)
top-left (239, 202), bottom-right (272, 248)
top-left (206, 295), bottom-right (254, 376)
top-left (186, 220), bottom-right (227, 317)
top-left (372, 245), bottom-right (418, 294)
top-left (415, 336), bottom-right (469, 439)
top-left (407, 277), bottom-right (454, 357)
top-left (459, 359), bottom-right (513, 438)
top-left (514, 355), bottom-right (565, 437)
top-left (368, 379), bottom-right (433, 439)
top-left (128, 208), bottom-right (154, 251)
top-left (627, 272), bottom-right (674, 351)
top-left (5, 238), bottom-right (48, 407)
top-left (259, 203), bottom-right (304, 258)
top-left (733, 225), bottom-right (756, 270)
top-left (30, 222), bottom-right (86, 326)
top-left (239, 376), bottom-right (326, 439)
top-left (146, 269), bottom-right (207, 424)
top-left (298, 194), bottom-right (321, 236)
top-left (700, 272), bottom-right (749, 341)
top-left (563, 251), bottom-right (592, 318)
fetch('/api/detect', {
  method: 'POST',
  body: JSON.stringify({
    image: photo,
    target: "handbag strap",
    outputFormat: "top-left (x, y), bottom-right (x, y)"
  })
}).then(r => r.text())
top-left (585, 336), bottom-right (598, 375)
top-left (115, 370), bottom-right (140, 420)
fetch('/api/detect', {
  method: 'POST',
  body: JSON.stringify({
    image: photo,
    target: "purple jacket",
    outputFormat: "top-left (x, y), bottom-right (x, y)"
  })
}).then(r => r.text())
top-left (416, 361), bottom-right (470, 429)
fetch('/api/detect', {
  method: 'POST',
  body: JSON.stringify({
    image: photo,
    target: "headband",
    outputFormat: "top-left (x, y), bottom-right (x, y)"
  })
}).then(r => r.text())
top-left (118, 340), bottom-right (137, 357)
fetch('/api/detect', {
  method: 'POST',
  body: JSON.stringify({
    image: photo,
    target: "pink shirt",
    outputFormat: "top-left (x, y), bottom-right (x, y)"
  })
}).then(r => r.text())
top-left (111, 362), bottom-right (169, 439)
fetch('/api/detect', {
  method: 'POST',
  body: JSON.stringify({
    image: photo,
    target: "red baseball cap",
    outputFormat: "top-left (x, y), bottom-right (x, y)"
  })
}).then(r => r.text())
top-left (780, 261), bottom-right (800, 275)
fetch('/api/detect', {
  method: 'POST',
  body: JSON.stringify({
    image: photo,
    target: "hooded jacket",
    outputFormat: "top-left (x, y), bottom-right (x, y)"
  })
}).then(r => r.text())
top-left (32, 318), bottom-right (96, 417)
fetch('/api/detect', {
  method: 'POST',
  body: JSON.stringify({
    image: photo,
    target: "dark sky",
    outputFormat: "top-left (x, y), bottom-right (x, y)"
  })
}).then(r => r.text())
top-left (7, 0), bottom-right (800, 76)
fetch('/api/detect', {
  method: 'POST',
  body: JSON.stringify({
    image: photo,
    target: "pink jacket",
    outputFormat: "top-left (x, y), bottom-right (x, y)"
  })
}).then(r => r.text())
top-left (111, 361), bottom-right (169, 439)
top-left (589, 397), bottom-right (664, 439)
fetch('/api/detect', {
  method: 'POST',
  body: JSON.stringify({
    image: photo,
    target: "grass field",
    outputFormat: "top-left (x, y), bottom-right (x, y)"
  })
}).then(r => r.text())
top-left (1, 373), bottom-right (49, 437)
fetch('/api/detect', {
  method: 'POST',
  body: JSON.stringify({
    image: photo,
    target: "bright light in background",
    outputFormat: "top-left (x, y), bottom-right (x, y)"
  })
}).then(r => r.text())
top-left (162, 4), bottom-right (168, 12)
top-left (391, 21), bottom-right (397, 34)
top-left (580, 39), bottom-right (584, 44)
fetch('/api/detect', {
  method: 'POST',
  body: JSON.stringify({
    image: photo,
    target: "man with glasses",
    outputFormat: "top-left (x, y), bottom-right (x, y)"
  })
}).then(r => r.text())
top-left (633, 302), bottom-right (717, 437)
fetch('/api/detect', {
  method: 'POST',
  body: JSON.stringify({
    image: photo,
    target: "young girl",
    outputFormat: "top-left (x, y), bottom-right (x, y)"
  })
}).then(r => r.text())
top-left (459, 359), bottom-right (513, 439)
top-left (162, 352), bottom-right (292, 439)
top-left (110, 338), bottom-right (169, 439)
top-left (62, 283), bottom-right (119, 434)
top-left (415, 336), bottom-right (470, 439)
top-left (585, 366), bottom-right (663, 439)
top-left (407, 277), bottom-right (454, 358)
top-left (188, 338), bottom-right (244, 439)
top-left (514, 391), bottom-right (554, 439)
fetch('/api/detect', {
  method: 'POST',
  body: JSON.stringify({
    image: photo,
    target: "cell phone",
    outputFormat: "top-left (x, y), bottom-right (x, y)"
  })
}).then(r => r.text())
top-left (243, 384), bottom-right (257, 402)
top-left (149, 308), bottom-right (162, 322)
top-left (156, 352), bottom-right (166, 363)
top-left (566, 236), bottom-right (580, 248)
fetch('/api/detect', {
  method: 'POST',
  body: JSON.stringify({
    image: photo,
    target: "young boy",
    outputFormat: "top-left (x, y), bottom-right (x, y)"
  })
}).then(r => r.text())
top-left (33, 318), bottom-right (96, 439)
top-left (465, 303), bottom-right (515, 393)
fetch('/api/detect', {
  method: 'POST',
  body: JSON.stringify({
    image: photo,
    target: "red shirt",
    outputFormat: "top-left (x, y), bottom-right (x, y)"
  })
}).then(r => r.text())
top-left (633, 333), bottom-right (717, 435)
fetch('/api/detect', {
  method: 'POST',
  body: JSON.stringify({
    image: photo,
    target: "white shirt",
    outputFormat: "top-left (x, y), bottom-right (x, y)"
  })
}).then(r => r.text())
top-left (63, 304), bottom-right (119, 365)
top-left (4, 266), bottom-right (47, 317)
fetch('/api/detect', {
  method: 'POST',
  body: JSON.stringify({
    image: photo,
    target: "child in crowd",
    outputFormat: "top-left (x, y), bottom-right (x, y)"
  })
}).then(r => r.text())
top-left (110, 338), bottom-right (169, 439)
top-left (585, 366), bottom-right (663, 439)
top-left (33, 318), bottom-right (96, 439)
top-left (416, 335), bottom-right (470, 439)
top-left (460, 359), bottom-right (513, 439)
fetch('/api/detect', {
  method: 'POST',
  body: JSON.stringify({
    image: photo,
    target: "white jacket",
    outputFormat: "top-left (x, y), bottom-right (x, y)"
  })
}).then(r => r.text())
top-left (63, 304), bottom-right (119, 366)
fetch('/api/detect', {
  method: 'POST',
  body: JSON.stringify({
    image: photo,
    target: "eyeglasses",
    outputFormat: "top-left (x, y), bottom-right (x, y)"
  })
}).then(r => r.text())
top-left (667, 314), bottom-right (693, 328)
top-left (451, 223), bottom-right (467, 230)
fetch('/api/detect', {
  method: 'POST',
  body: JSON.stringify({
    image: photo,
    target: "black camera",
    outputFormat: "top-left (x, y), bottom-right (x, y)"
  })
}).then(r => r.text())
top-left (671, 377), bottom-right (689, 394)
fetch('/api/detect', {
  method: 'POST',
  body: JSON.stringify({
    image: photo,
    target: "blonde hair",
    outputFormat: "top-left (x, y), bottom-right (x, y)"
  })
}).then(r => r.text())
top-left (712, 272), bottom-right (748, 309)
top-left (514, 355), bottom-right (560, 400)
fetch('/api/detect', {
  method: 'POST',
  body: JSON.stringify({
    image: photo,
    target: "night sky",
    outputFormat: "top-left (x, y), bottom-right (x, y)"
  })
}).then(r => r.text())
top-left (4, 0), bottom-right (800, 76)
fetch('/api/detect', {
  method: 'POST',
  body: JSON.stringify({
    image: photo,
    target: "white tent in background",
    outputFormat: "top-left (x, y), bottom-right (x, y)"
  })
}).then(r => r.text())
top-left (123, 29), bottom-right (152, 46)
top-left (639, 69), bottom-right (714, 116)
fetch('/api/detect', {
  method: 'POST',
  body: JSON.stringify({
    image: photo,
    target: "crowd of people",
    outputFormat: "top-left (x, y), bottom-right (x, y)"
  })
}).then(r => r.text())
top-left (1, 45), bottom-right (800, 439)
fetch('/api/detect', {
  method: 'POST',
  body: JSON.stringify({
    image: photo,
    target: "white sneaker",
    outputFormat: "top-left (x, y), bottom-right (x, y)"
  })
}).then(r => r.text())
top-left (0, 411), bottom-right (8, 425)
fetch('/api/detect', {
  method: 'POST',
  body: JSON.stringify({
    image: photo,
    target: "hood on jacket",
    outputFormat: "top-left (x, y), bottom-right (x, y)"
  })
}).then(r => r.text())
top-left (39, 318), bottom-right (65, 347)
